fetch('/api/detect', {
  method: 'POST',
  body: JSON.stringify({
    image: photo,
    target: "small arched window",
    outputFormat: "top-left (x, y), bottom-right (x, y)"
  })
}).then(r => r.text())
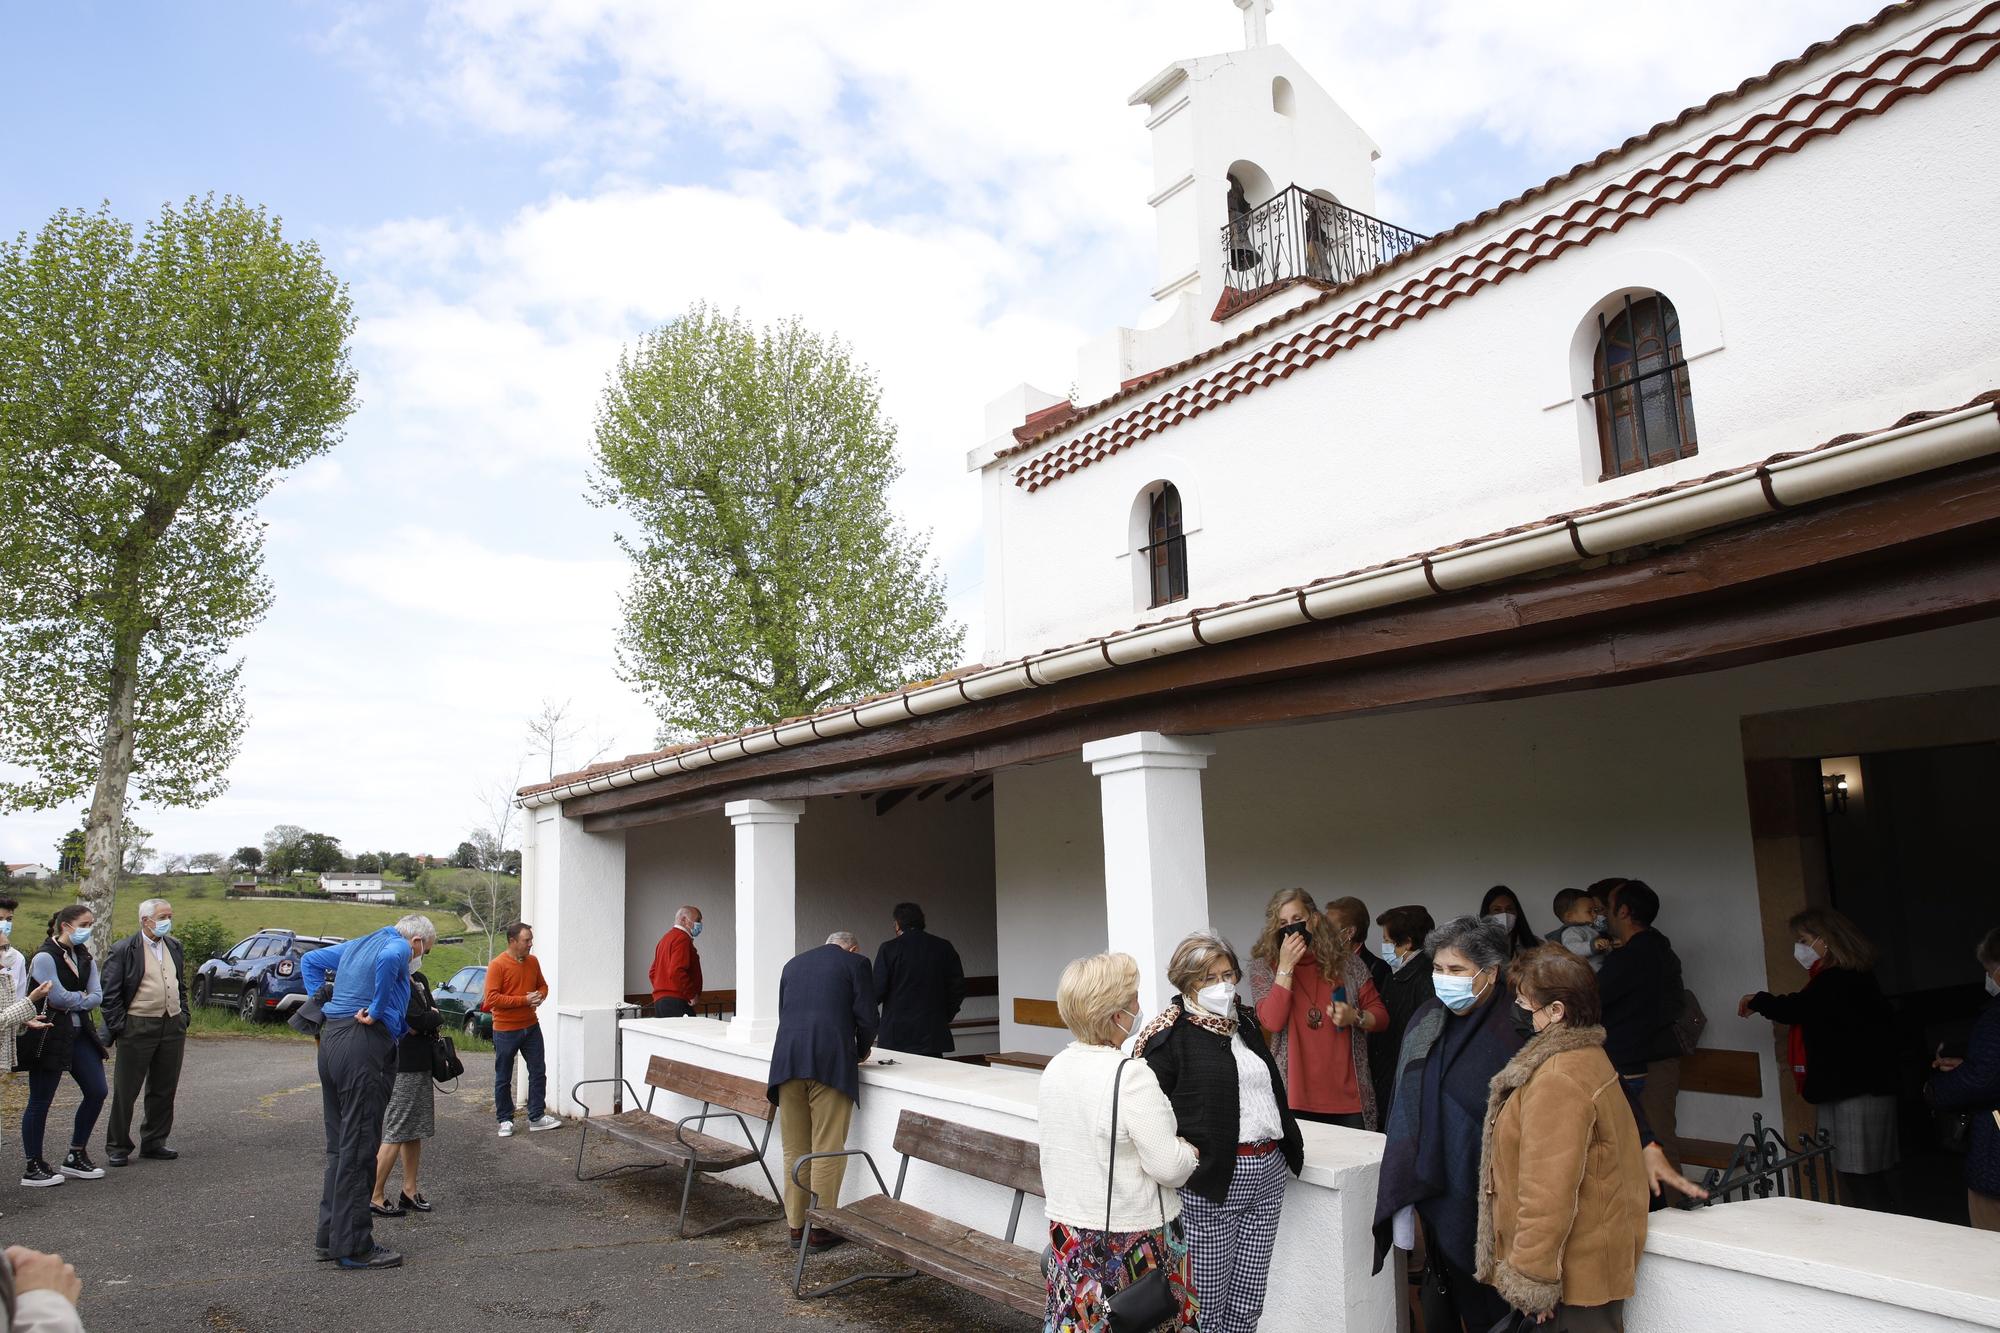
top-left (1272, 76), bottom-right (1296, 116)
top-left (1587, 292), bottom-right (1699, 478)
top-left (1144, 484), bottom-right (1188, 608)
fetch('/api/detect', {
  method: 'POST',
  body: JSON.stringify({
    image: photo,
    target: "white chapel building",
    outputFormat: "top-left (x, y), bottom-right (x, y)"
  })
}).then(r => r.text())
top-left (520, 2), bottom-right (2000, 1326)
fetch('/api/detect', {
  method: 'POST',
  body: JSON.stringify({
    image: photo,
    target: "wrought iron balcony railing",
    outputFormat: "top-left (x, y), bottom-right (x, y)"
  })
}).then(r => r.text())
top-left (1220, 185), bottom-right (1429, 299)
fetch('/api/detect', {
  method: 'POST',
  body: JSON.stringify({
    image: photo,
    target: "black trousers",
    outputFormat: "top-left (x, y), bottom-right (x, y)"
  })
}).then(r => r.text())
top-left (316, 1019), bottom-right (394, 1259)
top-left (652, 997), bottom-right (692, 1019)
top-left (106, 1012), bottom-right (187, 1154)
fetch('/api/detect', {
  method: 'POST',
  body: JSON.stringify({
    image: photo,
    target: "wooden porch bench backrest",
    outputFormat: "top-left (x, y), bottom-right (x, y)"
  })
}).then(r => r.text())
top-left (892, 1109), bottom-right (1044, 1198)
top-left (645, 1055), bottom-right (775, 1123)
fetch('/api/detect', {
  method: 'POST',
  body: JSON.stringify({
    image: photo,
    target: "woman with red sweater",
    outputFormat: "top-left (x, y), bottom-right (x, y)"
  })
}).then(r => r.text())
top-left (1248, 888), bottom-right (1388, 1129)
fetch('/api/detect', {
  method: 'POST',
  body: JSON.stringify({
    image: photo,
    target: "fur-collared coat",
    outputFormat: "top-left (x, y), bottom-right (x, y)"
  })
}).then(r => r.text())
top-left (1475, 1023), bottom-right (1648, 1316)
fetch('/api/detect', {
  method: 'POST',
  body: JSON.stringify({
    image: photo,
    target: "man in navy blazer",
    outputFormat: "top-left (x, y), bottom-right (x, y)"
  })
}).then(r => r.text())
top-left (767, 932), bottom-right (877, 1252)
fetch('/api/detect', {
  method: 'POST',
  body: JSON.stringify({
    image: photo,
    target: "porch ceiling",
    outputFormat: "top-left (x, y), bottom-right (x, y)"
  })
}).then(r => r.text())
top-left (572, 453), bottom-right (2000, 833)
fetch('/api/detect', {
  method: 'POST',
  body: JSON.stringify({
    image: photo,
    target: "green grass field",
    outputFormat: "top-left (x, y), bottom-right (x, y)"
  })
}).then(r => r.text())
top-left (0, 874), bottom-right (519, 1008)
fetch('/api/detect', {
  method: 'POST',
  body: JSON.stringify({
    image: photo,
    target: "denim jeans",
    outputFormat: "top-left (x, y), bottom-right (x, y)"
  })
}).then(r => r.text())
top-left (492, 1024), bottom-right (546, 1124)
top-left (23, 1037), bottom-right (108, 1162)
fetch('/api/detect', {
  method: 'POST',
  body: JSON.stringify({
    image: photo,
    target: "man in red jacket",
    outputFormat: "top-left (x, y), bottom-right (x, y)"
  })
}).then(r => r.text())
top-left (649, 906), bottom-right (704, 1018)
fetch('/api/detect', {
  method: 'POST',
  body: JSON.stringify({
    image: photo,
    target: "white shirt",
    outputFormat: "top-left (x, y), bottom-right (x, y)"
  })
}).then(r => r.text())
top-left (1038, 1042), bottom-right (1197, 1232)
top-left (0, 944), bottom-right (25, 1001)
top-left (1233, 1029), bottom-right (1285, 1143)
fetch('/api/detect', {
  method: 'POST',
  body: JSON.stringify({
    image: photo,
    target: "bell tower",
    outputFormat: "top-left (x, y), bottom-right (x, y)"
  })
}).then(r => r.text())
top-left (1074, 1), bottom-right (1387, 401)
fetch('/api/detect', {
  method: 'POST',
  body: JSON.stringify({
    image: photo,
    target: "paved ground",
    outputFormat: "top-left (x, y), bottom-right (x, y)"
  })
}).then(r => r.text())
top-left (1, 1036), bottom-right (1038, 1333)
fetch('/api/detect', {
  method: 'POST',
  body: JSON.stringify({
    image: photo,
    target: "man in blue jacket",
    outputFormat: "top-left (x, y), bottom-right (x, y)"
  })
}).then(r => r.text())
top-left (768, 931), bottom-right (877, 1253)
top-left (301, 915), bottom-right (436, 1270)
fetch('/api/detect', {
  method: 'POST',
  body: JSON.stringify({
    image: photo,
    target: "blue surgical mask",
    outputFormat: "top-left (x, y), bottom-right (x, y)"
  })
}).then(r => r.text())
top-left (70, 925), bottom-right (93, 946)
top-left (0, 920), bottom-right (12, 938)
top-left (1433, 970), bottom-right (1489, 1014)
top-left (1592, 915), bottom-right (1609, 934)
top-left (688, 921), bottom-right (702, 938)
top-left (1379, 941), bottom-right (1400, 966)
top-left (151, 918), bottom-right (173, 937)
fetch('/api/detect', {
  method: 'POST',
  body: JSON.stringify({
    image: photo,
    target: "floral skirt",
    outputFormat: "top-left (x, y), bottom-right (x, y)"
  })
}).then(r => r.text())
top-left (1044, 1217), bottom-right (1198, 1332)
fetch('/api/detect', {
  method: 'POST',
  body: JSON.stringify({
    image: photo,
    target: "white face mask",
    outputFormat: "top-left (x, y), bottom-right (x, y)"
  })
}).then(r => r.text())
top-left (1985, 974), bottom-right (1999, 998)
top-left (1793, 940), bottom-right (1820, 971)
top-left (409, 951), bottom-right (424, 975)
top-left (1195, 982), bottom-right (1236, 1017)
top-left (1486, 912), bottom-right (1517, 933)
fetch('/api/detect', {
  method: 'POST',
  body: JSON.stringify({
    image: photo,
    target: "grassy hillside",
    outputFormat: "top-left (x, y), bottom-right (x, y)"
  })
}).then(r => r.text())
top-left (0, 876), bottom-right (518, 983)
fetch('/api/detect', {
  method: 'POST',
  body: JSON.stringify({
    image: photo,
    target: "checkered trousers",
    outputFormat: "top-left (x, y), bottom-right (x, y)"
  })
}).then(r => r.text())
top-left (1177, 1145), bottom-right (1288, 1333)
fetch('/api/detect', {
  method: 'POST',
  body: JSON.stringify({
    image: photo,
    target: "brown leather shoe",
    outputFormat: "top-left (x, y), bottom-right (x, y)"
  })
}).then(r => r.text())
top-left (806, 1228), bottom-right (846, 1252)
top-left (789, 1227), bottom-right (805, 1249)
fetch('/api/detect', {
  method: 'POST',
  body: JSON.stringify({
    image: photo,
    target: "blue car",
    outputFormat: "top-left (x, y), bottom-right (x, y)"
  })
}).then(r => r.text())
top-left (193, 929), bottom-right (344, 1023)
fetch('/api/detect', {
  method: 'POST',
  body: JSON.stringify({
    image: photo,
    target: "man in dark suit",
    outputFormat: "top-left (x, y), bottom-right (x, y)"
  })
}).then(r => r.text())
top-left (768, 932), bottom-right (877, 1253)
top-left (871, 902), bottom-right (966, 1059)
top-left (101, 897), bottom-right (190, 1166)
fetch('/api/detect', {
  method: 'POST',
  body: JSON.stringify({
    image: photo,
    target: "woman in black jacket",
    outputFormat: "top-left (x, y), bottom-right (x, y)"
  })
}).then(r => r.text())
top-left (371, 967), bottom-right (445, 1216)
top-left (1740, 906), bottom-right (1902, 1211)
top-left (1139, 930), bottom-right (1303, 1333)
top-left (20, 905), bottom-right (109, 1188)
top-left (1369, 905), bottom-right (1437, 1125)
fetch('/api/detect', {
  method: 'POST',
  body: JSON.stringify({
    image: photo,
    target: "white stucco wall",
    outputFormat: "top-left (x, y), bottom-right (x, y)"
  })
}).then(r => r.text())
top-left (622, 793), bottom-right (998, 1022)
top-left (988, 22), bottom-right (2000, 659)
top-left (993, 615), bottom-right (2000, 1137)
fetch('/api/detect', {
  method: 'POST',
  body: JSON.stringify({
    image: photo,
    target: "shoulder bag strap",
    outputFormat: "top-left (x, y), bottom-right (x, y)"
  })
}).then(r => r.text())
top-left (1104, 1057), bottom-right (1169, 1238)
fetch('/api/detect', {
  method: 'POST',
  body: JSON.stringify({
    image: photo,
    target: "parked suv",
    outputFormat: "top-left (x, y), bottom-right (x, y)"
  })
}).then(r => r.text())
top-left (193, 930), bottom-right (343, 1023)
top-left (433, 965), bottom-right (492, 1039)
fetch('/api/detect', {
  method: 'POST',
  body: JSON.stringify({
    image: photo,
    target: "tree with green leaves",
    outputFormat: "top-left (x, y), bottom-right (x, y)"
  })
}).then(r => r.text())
top-left (231, 845), bottom-right (262, 873)
top-left (590, 305), bottom-right (965, 741)
top-left (0, 197), bottom-right (356, 944)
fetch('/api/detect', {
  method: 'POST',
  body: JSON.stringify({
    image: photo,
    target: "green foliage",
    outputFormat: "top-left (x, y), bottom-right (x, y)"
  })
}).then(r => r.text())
top-left (296, 831), bottom-right (342, 873)
top-left (172, 914), bottom-right (232, 965)
top-left (589, 304), bottom-right (965, 740)
top-left (0, 197), bottom-right (357, 815)
top-left (232, 845), bottom-right (262, 871)
top-left (452, 840), bottom-right (477, 869)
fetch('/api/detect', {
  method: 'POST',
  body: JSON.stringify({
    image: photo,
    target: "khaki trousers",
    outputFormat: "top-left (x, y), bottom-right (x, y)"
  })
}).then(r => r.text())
top-left (777, 1078), bottom-right (855, 1229)
top-left (1972, 1189), bottom-right (2000, 1233)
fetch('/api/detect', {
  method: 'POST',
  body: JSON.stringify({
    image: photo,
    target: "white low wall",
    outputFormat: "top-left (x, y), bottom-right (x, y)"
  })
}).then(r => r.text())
top-left (612, 1018), bottom-right (1394, 1332)
top-left (604, 1021), bottom-right (2000, 1332)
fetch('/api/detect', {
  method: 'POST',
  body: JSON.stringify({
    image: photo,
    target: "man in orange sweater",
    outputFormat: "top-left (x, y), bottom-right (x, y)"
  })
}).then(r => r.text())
top-left (648, 905), bottom-right (704, 1018)
top-left (483, 922), bottom-right (561, 1138)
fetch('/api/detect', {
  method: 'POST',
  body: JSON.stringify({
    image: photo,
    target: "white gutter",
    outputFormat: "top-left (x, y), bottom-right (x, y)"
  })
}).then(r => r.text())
top-left (519, 402), bottom-right (2000, 810)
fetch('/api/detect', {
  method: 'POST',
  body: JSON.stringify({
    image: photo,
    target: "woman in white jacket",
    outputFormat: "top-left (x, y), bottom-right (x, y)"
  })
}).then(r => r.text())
top-left (1038, 952), bottom-right (1200, 1333)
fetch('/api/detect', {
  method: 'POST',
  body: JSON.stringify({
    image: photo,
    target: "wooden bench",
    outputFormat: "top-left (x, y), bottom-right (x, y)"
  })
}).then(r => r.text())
top-left (791, 1109), bottom-right (1044, 1316)
top-left (983, 1051), bottom-right (1053, 1072)
top-left (1670, 1048), bottom-right (1765, 1171)
top-left (570, 1054), bottom-right (782, 1237)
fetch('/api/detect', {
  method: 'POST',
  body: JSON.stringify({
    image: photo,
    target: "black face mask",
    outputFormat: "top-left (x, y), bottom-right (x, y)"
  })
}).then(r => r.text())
top-left (1510, 1002), bottom-right (1538, 1040)
top-left (1278, 922), bottom-right (1312, 945)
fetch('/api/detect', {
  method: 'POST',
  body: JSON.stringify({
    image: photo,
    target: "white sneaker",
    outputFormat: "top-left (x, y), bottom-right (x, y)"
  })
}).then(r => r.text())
top-left (526, 1114), bottom-right (562, 1132)
top-left (497, 1121), bottom-right (515, 1138)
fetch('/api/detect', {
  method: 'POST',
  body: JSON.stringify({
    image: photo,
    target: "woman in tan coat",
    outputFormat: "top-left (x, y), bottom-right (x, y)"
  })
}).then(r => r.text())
top-left (1478, 945), bottom-right (1648, 1330)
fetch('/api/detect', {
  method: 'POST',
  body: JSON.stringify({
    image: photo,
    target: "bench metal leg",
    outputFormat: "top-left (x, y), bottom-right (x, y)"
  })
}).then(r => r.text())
top-left (573, 1120), bottom-right (680, 1184)
top-left (792, 1231), bottom-right (919, 1301)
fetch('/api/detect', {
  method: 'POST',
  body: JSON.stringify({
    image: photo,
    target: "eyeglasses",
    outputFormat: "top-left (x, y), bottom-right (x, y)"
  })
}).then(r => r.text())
top-left (1201, 970), bottom-right (1241, 986)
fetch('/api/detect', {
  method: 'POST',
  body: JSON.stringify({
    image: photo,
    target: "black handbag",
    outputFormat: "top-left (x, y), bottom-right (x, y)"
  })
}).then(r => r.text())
top-left (430, 1031), bottom-right (464, 1085)
top-left (10, 1004), bottom-right (50, 1073)
top-left (1104, 1057), bottom-right (1179, 1333)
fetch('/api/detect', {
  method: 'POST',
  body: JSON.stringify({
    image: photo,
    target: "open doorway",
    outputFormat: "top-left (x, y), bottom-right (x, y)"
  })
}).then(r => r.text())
top-left (1817, 739), bottom-right (2000, 1224)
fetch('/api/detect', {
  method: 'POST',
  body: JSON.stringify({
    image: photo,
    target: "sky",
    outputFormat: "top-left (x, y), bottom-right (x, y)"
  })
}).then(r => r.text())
top-left (0, 0), bottom-right (1866, 867)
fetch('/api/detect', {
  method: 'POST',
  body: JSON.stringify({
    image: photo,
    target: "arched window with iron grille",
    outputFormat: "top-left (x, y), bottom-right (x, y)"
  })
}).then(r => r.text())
top-left (1143, 484), bottom-right (1187, 608)
top-left (1587, 292), bottom-right (1699, 478)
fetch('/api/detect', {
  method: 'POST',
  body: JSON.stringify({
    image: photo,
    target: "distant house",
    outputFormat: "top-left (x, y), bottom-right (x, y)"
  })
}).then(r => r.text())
top-left (230, 877), bottom-right (259, 895)
top-left (4, 863), bottom-right (54, 882)
top-left (319, 872), bottom-right (396, 904)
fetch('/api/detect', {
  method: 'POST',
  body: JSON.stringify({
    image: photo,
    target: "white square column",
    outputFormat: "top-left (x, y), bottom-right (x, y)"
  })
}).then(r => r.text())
top-left (523, 807), bottom-right (626, 1117)
top-left (1082, 732), bottom-right (1215, 1018)
top-left (725, 798), bottom-right (804, 1044)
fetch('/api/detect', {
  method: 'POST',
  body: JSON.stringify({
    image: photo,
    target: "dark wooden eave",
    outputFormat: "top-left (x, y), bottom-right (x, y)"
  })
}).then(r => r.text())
top-left (574, 455), bottom-right (2000, 833)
